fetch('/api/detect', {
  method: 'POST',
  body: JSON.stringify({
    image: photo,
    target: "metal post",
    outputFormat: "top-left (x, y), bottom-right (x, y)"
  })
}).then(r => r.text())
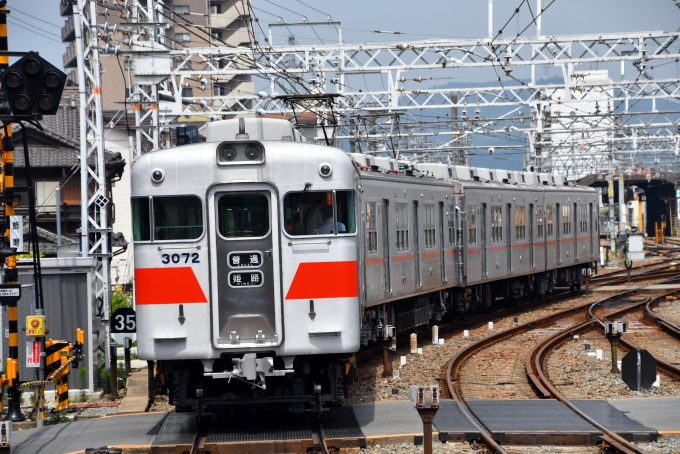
top-left (147, 361), bottom-right (155, 402)
top-left (124, 337), bottom-right (131, 377)
top-left (608, 174), bottom-right (616, 253)
top-left (607, 335), bottom-right (621, 373)
top-left (619, 176), bottom-right (626, 236)
top-left (55, 187), bottom-right (61, 246)
top-left (488, 0), bottom-right (493, 40)
top-left (109, 343), bottom-right (118, 396)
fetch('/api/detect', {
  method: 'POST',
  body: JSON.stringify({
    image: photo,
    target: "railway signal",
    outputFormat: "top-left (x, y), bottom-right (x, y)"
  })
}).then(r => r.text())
top-left (1, 53), bottom-right (67, 117)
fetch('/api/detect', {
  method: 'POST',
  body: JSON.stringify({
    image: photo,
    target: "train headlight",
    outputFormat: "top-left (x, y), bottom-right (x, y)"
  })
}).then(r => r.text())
top-left (245, 146), bottom-right (260, 161)
top-left (151, 168), bottom-right (165, 183)
top-left (219, 145), bottom-right (237, 161)
top-left (318, 163), bottom-right (332, 177)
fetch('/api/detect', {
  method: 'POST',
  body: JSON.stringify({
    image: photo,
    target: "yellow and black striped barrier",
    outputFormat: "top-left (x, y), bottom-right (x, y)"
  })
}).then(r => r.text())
top-left (44, 340), bottom-right (71, 410)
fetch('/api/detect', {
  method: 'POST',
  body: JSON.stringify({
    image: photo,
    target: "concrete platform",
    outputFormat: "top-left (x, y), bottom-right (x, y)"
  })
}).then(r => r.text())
top-left (608, 398), bottom-right (680, 434)
top-left (592, 284), bottom-right (680, 294)
top-left (117, 369), bottom-right (150, 414)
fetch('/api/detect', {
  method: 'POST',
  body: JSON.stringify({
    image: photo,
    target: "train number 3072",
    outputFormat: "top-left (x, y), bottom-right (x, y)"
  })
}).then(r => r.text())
top-left (161, 253), bottom-right (200, 264)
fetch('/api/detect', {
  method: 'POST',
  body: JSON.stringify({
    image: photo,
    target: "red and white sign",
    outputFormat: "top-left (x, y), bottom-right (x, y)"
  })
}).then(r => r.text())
top-left (26, 340), bottom-right (40, 368)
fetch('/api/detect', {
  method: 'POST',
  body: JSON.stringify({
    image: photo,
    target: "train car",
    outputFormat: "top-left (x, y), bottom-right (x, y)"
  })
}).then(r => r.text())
top-left (131, 117), bottom-right (598, 414)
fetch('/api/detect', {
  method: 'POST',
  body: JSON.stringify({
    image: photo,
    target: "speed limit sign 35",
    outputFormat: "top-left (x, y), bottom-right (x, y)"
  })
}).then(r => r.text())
top-left (111, 307), bottom-right (136, 333)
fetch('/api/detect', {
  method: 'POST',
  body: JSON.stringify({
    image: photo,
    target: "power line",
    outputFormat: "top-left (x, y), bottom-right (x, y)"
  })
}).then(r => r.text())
top-left (11, 7), bottom-right (63, 29)
top-left (8, 15), bottom-right (62, 38)
top-left (7, 19), bottom-right (63, 44)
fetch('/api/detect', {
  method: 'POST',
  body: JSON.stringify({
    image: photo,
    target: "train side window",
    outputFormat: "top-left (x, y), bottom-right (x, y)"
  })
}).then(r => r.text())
top-left (467, 206), bottom-right (477, 245)
top-left (132, 197), bottom-right (151, 241)
top-left (447, 204), bottom-right (456, 246)
top-left (218, 193), bottom-right (269, 238)
top-left (283, 190), bottom-right (355, 236)
top-left (395, 202), bottom-right (409, 251)
top-left (424, 203), bottom-right (436, 249)
top-left (536, 206), bottom-right (544, 239)
top-left (366, 202), bottom-right (378, 253)
top-left (515, 206), bottom-right (526, 241)
top-left (491, 206), bottom-right (503, 243)
top-left (579, 204), bottom-right (588, 234)
top-left (562, 205), bottom-right (572, 236)
top-left (153, 196), bottom-right (203, 241)
top-left (546, 205), bottom-right (554, 238)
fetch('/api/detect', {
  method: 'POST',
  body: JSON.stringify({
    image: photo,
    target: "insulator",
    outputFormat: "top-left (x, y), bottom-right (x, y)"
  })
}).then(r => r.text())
top-left (414, 77), bottom-right (423, 82)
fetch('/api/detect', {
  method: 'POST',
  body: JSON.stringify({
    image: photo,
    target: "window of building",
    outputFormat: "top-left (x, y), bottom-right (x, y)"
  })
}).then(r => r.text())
top-left (212, 30), bottom-right (223, 40)
top-left (562, 205), bottom-right (572, 236)
top-left (546, 205), bottom-right (554, 238)
top-left (467, 206), bottom-right (477, 245)
top-left (366, 202), bottom-right (377, 253)
top-left (515, 206), bottom-right (526, 241)
top-left (536, 206), bottom-right (544, 239)
top-left (395, 202), bottom-right (409, 251)
top-left (282, 190), bottom-right (355, 236)
top-left (210, 3), bottom-right (222, 14)
top-left (124, 59), bottom-right (133, 71)
top-left (491, 206), bottom-right (503, 243)
top-left (579, 204), bottom-right (588, 234)
top-left (35, 180), bottom-right (59, 213)
top-left (175, 32), bottom-right (191, 43)
top-left (181, 87), bottom-right (193, 98)
top-left (173, 5), bottom-right (189, 15)
top-left (173, 58), bottom-right (193, 70)
top-left (132, 196), bottom-right (203, 242)
top-left (448, 204), bottom-right (456, 247)
top-left (215, 84), bottom-right (227, 96)
top-left (424, 204), bottom-right (436, 249)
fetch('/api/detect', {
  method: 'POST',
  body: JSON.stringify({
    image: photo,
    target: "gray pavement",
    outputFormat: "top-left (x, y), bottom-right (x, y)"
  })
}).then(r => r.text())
top-left (353, 401), bottom-right (423, 437)
top-left (608, 398), bottom-right (680, 432)
top-left (10, 413), bottom-right (166, 454)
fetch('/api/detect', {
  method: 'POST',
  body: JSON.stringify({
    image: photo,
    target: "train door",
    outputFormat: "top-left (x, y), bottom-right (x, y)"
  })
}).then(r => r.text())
top-left (413, 201), bottom-right (421, 287)
top-left (439, 202), bottom-right (446, 282)
top-left (589, 202), bottom-right (594, 258)
top-left (382, 199), bottom-right (391, 295)
top-left (574, 202), bottom-right (578, 261)
top-left (481, 204), bottom-right (487, 276)
top-left (506, 203), bottom-right (512, 272)
top-left (210, 187), bottom-right (281, 346)
top-left (529, 204), bottom-right (534, 268)
top-left (556, 203), bottom-right (561, 263)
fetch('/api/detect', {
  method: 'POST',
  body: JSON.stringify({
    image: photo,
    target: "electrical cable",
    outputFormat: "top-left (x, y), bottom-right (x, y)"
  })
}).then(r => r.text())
top-left (6, 19), bottom-right (63, 43)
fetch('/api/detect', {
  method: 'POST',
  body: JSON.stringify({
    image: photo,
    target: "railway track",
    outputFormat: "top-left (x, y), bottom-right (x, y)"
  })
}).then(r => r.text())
top-left (527, 287), bottom-right (680, 453)
top-left (445, 275), bottom-right (680, 454)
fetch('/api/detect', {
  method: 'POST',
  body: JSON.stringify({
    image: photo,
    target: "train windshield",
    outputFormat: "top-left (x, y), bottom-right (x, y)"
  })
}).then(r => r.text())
top-left (132, 196), bottom-right (203, 241)
top-left (217, 193), bottom-right (270, 238)
top-left (283, 190), bottom-right (356, 236)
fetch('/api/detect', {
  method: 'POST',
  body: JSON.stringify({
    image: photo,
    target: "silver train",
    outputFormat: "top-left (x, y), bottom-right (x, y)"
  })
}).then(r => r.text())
top-left (131, 118), bottom-right (598, 413)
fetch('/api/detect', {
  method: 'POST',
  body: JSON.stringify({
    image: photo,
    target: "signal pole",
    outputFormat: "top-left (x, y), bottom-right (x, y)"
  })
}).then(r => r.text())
top-left (0, 0), bottom-right (24, 422)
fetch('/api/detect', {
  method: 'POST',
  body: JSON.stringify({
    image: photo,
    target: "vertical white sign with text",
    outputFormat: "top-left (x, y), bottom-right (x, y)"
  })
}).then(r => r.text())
top-left (9, 215), bottom-right (23, 252)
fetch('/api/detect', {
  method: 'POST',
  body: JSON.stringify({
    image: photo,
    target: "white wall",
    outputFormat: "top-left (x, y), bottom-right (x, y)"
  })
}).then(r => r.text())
top-left (105, 128), bottom-right (135, 286)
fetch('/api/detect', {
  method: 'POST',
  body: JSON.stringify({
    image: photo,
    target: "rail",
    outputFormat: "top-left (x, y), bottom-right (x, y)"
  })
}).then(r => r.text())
top-left (528, 277), bottom-right (680, 453)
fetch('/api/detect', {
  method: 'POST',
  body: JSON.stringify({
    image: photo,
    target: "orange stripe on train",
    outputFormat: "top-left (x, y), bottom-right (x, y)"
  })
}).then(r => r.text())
top-left (135, 267), bottom-right (208, 304)
top-left (286, 261), bottom-right (359, 300)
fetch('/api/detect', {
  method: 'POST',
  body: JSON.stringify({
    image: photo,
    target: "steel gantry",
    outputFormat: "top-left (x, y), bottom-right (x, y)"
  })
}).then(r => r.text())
top-left (73, 0), bottom-right (111, 374)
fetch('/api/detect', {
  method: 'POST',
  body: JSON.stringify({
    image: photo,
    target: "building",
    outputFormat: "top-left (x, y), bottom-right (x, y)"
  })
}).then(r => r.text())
top-left (9, 86), bottom-right (126, 256)
top-left (59, 1), bottom-right (254, 284)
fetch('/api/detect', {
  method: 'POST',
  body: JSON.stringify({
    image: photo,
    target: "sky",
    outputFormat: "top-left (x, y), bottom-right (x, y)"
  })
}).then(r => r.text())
top-left (7, 0), bottom-right (680, 72)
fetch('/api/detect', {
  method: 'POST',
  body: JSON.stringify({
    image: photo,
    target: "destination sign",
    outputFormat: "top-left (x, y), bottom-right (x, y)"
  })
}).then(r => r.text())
top-left (229, 271), bottom-right (264, 288)
top-left (228, 252), bottom-right (263, 268)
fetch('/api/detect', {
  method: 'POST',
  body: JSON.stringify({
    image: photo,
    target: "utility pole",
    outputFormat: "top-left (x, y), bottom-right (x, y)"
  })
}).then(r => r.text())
top-left (74, 0), bottom-right (111, 377)
top-left (0, 0), bottom-right (22, 422)
top-left (619, 175), bottom-right (627, 238)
